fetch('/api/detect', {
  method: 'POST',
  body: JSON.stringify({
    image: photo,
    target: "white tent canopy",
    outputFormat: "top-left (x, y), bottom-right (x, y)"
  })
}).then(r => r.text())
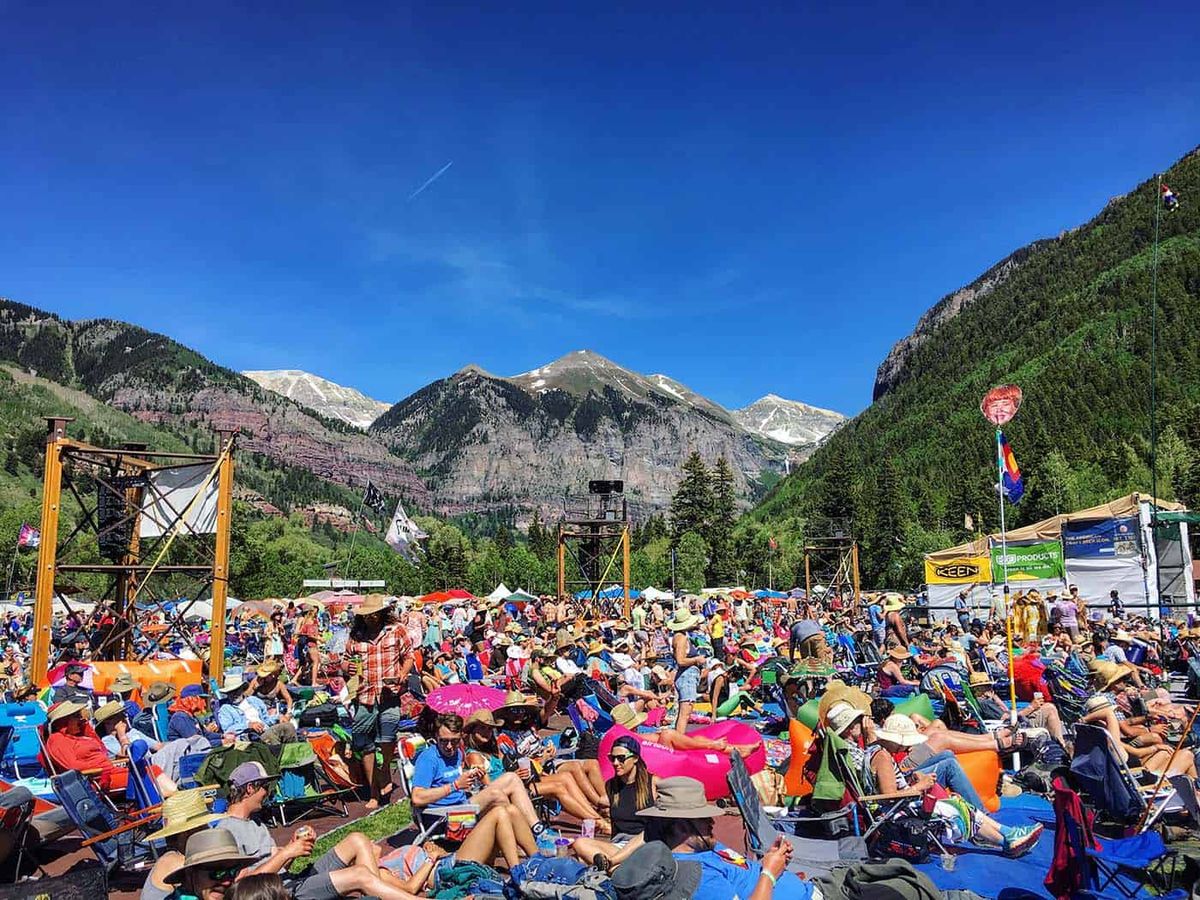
top-left (640, 587), bottom-right (675, 602)
top-left (487, 583), bottom-right (511, 602)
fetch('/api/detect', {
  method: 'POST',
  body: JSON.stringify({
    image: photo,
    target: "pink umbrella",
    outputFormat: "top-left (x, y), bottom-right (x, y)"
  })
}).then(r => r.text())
top-left (425, 684), bottom-right (507, 717)
top-left (47, 661), bottom-right (96, 691)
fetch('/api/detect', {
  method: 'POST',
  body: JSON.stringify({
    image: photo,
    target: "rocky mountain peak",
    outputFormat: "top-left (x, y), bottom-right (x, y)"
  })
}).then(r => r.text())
top-left (243, 369), bottom-right (391, 430)
top-left (733, 394), bottom-right (846, 447)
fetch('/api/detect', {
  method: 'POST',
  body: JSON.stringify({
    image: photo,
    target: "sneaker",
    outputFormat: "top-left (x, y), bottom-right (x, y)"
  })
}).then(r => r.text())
top-left (1002, 823), bottom-right (1044, 857)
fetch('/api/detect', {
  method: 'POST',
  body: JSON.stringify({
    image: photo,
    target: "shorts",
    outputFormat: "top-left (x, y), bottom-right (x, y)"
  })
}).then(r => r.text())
top-left (289, 847), bottom-right (349, 900)
top-left (350, 700), bottom-right (403, 753)
top-left (675, 666), bottom-right (700, 703)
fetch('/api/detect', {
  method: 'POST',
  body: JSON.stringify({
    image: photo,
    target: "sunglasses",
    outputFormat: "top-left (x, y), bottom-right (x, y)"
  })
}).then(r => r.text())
top-left (200, 865), bottom-right (240, 881)
top-left (608, 753), bottom-right (634, 763)
top-left (437, 736), bottom-right (463, 746)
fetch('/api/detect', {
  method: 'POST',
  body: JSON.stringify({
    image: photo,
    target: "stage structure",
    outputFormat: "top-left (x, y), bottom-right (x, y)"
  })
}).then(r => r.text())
top-left (557, 480), bottom-right (631, 617)
top-left (29, 418), bottom-right (236, 683)
top-left (803, 517), bottom-right (861, 610)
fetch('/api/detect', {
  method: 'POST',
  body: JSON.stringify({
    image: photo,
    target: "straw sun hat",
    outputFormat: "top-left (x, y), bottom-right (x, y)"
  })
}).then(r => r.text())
top-left (611, 702), bottom-right (647, 730)
top-left (147, 789), bottom-right (225, 841)
top-left (47, 700), bottom-right (89, 726)
top-left (874, 714), bottom-right (928, 747)
top-left (667, 606), bottom-right (702, 632)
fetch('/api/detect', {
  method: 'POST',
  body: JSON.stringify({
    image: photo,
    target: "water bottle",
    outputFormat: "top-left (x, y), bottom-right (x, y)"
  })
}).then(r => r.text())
top-left (537, 832), bottom-right (556, 857)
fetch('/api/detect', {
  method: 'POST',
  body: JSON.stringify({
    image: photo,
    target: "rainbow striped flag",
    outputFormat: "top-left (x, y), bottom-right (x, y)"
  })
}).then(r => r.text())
top-left (999, 431), bottom-right (1024, 504)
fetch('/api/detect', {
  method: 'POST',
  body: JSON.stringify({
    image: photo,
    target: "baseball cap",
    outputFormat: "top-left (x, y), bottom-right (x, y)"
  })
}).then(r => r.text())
top-left (229, 761), bottom-right (275, 788)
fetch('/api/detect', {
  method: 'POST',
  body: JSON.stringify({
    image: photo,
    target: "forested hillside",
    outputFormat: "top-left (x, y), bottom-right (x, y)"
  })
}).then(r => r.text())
top-left (746, 147), bottom-right (1200, 590)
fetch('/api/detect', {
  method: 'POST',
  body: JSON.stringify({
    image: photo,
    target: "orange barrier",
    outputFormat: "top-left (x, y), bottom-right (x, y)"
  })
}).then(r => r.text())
top-left (783, 718), bottom-right (815, 798)
top-left (88, 659), bottom-right (203, 694)
top-left (955, 748), bottom-right (1001, 813)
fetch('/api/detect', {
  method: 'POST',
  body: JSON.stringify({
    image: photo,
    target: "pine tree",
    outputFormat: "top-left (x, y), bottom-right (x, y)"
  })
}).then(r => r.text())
top-left (527, 511), bottom-right (556, 561)
top-left (675, 531), bottom-right (710, 593)
top-left (670, 452), bottom-right (713, 545)
top-left (495, 525), bottom-right (514, 555)
top-left (706, 456), bottom-right (737, 584)
top-left (4, 450), bottom-right (17, 477)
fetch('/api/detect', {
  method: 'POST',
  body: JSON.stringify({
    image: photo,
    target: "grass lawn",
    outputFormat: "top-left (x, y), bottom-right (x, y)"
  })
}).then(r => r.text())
top-left (290, 800), bottom-right (413, 873)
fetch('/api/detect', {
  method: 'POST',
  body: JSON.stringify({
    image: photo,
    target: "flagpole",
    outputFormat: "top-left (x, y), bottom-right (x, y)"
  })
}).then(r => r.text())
top-left (343, 491), bottom-right (369, 582)
top-left (3, 535), bottom-right (20, 603)
top-left (1149, 174), bottom-right (1165, 642)
top-left (996, 428), bottom-right (1019, 766)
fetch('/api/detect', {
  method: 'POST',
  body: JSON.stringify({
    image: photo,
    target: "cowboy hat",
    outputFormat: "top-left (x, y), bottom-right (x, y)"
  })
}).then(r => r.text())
top-left (636, 776), bottom-right (725, 819)
top-left (110, 673), bottom-right (139, 694)
top-left (874, 714), bottom-right (928, 747)
top-left (352, 594), bottom-right (392, 617)
top-left (1091, 660), bottom-right (1131, 691)
top-left (555, 634), bottom-right (576, 653)
top-left (466, 709), bottom-right (499, 728)
top-left (47, 699), bottom-right (89, 726)
top-left (587, 640), bottom-right (605, 655)
top-left (826, 701), bottom-right (865, 735)
top-left (218, 673), bottom-right (248, 695)
top-left (611, 703), bottom-right (648, 730)
top-left (816, 680), bottom-right (873, 726)
top-left (256, 659), bottom-right (282, 677)
top-left (146, 681), bottom-right (176, 705)
top-left (887, 646), bottom-right (912, 660)
top-left (94, 700), bottom-right (126, 726)
top-left (497, 691), bottom-right (539, 712)
top-left (968, 672), bottom-right (993, 688)
top-left (165, 828), bottom-right (257, 885)
top-left (147, 789), bottom-right (225, 841)
top-left (666, 607), bottom-right (702, 632)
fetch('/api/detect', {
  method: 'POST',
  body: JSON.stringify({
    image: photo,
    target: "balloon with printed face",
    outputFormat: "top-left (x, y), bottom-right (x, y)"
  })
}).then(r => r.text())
top-left (980, 385), bottom-right (1022, 426)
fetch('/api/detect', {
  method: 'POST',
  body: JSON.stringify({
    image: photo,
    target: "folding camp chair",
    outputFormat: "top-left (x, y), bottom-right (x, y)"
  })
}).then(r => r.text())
top-left (50, 770), bottom-right (161, 874)
top-left (1069, 723), bottom-right (1179, 827)
top-left (0, 784), bottom-right (38, 881)
top-left (818, 728), bottom-right (946, 856)
top-left (1050, 774), bottom-right (1188, 900)
top-left (267, 740), bottom-right (351, 826)
top-left (0, 704), bottom-right (46, 779)
top-left (725, 751), bottom-right (866, 877)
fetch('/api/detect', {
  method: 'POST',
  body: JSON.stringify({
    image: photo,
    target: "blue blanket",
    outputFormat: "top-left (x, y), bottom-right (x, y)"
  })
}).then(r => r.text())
top-left (914, 795), bottom-right (1156, 899)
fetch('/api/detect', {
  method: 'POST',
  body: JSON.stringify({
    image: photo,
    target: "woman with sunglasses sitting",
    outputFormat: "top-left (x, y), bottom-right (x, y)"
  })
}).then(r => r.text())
top-left (464, 708), bottom-right (607, 828)
top-left (570, 736), bottom-right (656, 870)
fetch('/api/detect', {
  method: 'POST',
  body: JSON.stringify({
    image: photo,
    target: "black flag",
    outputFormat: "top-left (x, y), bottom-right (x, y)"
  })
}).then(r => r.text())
top-left (362, 480), bottom-right (386, 515)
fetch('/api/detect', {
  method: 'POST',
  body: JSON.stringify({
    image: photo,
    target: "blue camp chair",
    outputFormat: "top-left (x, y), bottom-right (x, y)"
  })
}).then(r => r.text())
top-left (0, 703), bottom-right (47, 779)
top-left (51, 770), bottom-right (159, 874)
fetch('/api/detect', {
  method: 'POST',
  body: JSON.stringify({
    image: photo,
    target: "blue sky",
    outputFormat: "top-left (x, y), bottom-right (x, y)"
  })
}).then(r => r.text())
top-left (4, 3), bottom-right (1198, 416)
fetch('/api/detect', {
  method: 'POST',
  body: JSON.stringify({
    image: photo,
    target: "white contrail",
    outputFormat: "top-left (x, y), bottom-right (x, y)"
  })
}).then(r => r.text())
top-left (407, 160), bottom-right (454, 201)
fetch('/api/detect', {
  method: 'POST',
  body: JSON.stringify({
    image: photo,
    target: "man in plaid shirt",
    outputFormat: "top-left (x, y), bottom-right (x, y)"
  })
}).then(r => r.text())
top-left (347, 595), bottom-right (415, 808)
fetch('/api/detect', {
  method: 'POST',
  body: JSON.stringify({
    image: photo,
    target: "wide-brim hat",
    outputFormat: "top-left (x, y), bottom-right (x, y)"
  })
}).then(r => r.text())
top-left (1112, 630), bottom-right (1134, 643)
top-left (874, 714), bottom-right (927, 747)
top-left (165, 829), bottom-right (257, 884)
top-left (611, 703), bottom-right (647, 730)
top-left (146, 681), bottom-right (177, 705)
top-left (506, 645), bottom-right (530, 661)
top-left (817, 680), bottom-right (873, 727)
top-left (826, 701), bottom-right (865, 735)
top-left (883, 594), bottom-right (906, 612)
top-left (611, 652), bottom-right (635, 671)
top-left (47, 699), bottom-right (89, 726)
top-left (110, 673), bottom-right (138, 694)
top-left (219, 673), bottom-right (248, 695)
top-left (466, 709), bottom-right (499, 728)
top-left (496, 691), bottom-right (539, 714)
top-left (94, 699), bottom-right (125, 725)
top-left (147, 789), bottom-right (225, 841)
top-left (611, 841), bottom-right (702, 900)
top-left (257, 660), bottom-right (282, 677)
top-left (888, 646), bottom-right (912, 660)
top-left (505, 622), bottom-right (524, 633)
top-left (1092, 660), bottom-right (1131, 691)
top-left (555, 634), bottom-right (576, 652)
top-left (587, 641), bottom-right (605, 655)
top-left (968, 672), bottom-right (992, 688)
top-left (637, 776), bottom-right (725, 819)
top-left (353, 594), bottom-right (392, 617)
top-left (667, 607), bottom-right (702, 632)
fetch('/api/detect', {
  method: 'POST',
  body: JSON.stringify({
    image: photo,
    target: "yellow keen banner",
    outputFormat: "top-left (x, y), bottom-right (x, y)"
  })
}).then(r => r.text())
top-left (925, 555), bottom-right (992, 584)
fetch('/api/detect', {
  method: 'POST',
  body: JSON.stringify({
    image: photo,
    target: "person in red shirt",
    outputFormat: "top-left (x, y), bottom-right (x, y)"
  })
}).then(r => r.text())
top-left (44, 700), bottom-right (128, 791)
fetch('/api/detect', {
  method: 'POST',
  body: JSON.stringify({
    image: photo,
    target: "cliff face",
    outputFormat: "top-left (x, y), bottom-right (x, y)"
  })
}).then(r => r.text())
top-left (0, 301), bottom-right (430, 504)
top-left (371, 353), bottom-right (800, 517)
top-left (243, 369), bottom-right (390, 430)
top-left (871, 239), bottom-right (1058, 401)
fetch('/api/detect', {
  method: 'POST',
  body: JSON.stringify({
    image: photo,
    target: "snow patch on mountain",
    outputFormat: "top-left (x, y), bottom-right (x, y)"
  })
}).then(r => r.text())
top-left (243, 369), bottom-right (391, 430)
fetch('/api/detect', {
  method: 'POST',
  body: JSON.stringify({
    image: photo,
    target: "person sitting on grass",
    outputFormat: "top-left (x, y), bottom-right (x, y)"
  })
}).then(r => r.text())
top-left (216, 761), bottom-right (420, 900)
top-left (410, 712), bottom-right (556, 845)
top-left (571, 736), bottom-right (657, 870)
top-left (463, 708), bottom-right (606, 827)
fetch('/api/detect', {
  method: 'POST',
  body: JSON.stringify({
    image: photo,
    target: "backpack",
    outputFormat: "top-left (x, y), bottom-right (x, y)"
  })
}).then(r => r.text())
top-left (870, 814), bottom-right (938, 863)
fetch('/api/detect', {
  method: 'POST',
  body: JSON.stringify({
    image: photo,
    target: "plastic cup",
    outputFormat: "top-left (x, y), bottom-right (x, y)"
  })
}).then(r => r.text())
top-left (581, 818), bottom-right (596, 839)
top-left (518, 758), bottom-right (532, 779)
top-left (940, 853), bottom-right (955, 871)
top-left (555, 838), bottom-right (571, 857)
